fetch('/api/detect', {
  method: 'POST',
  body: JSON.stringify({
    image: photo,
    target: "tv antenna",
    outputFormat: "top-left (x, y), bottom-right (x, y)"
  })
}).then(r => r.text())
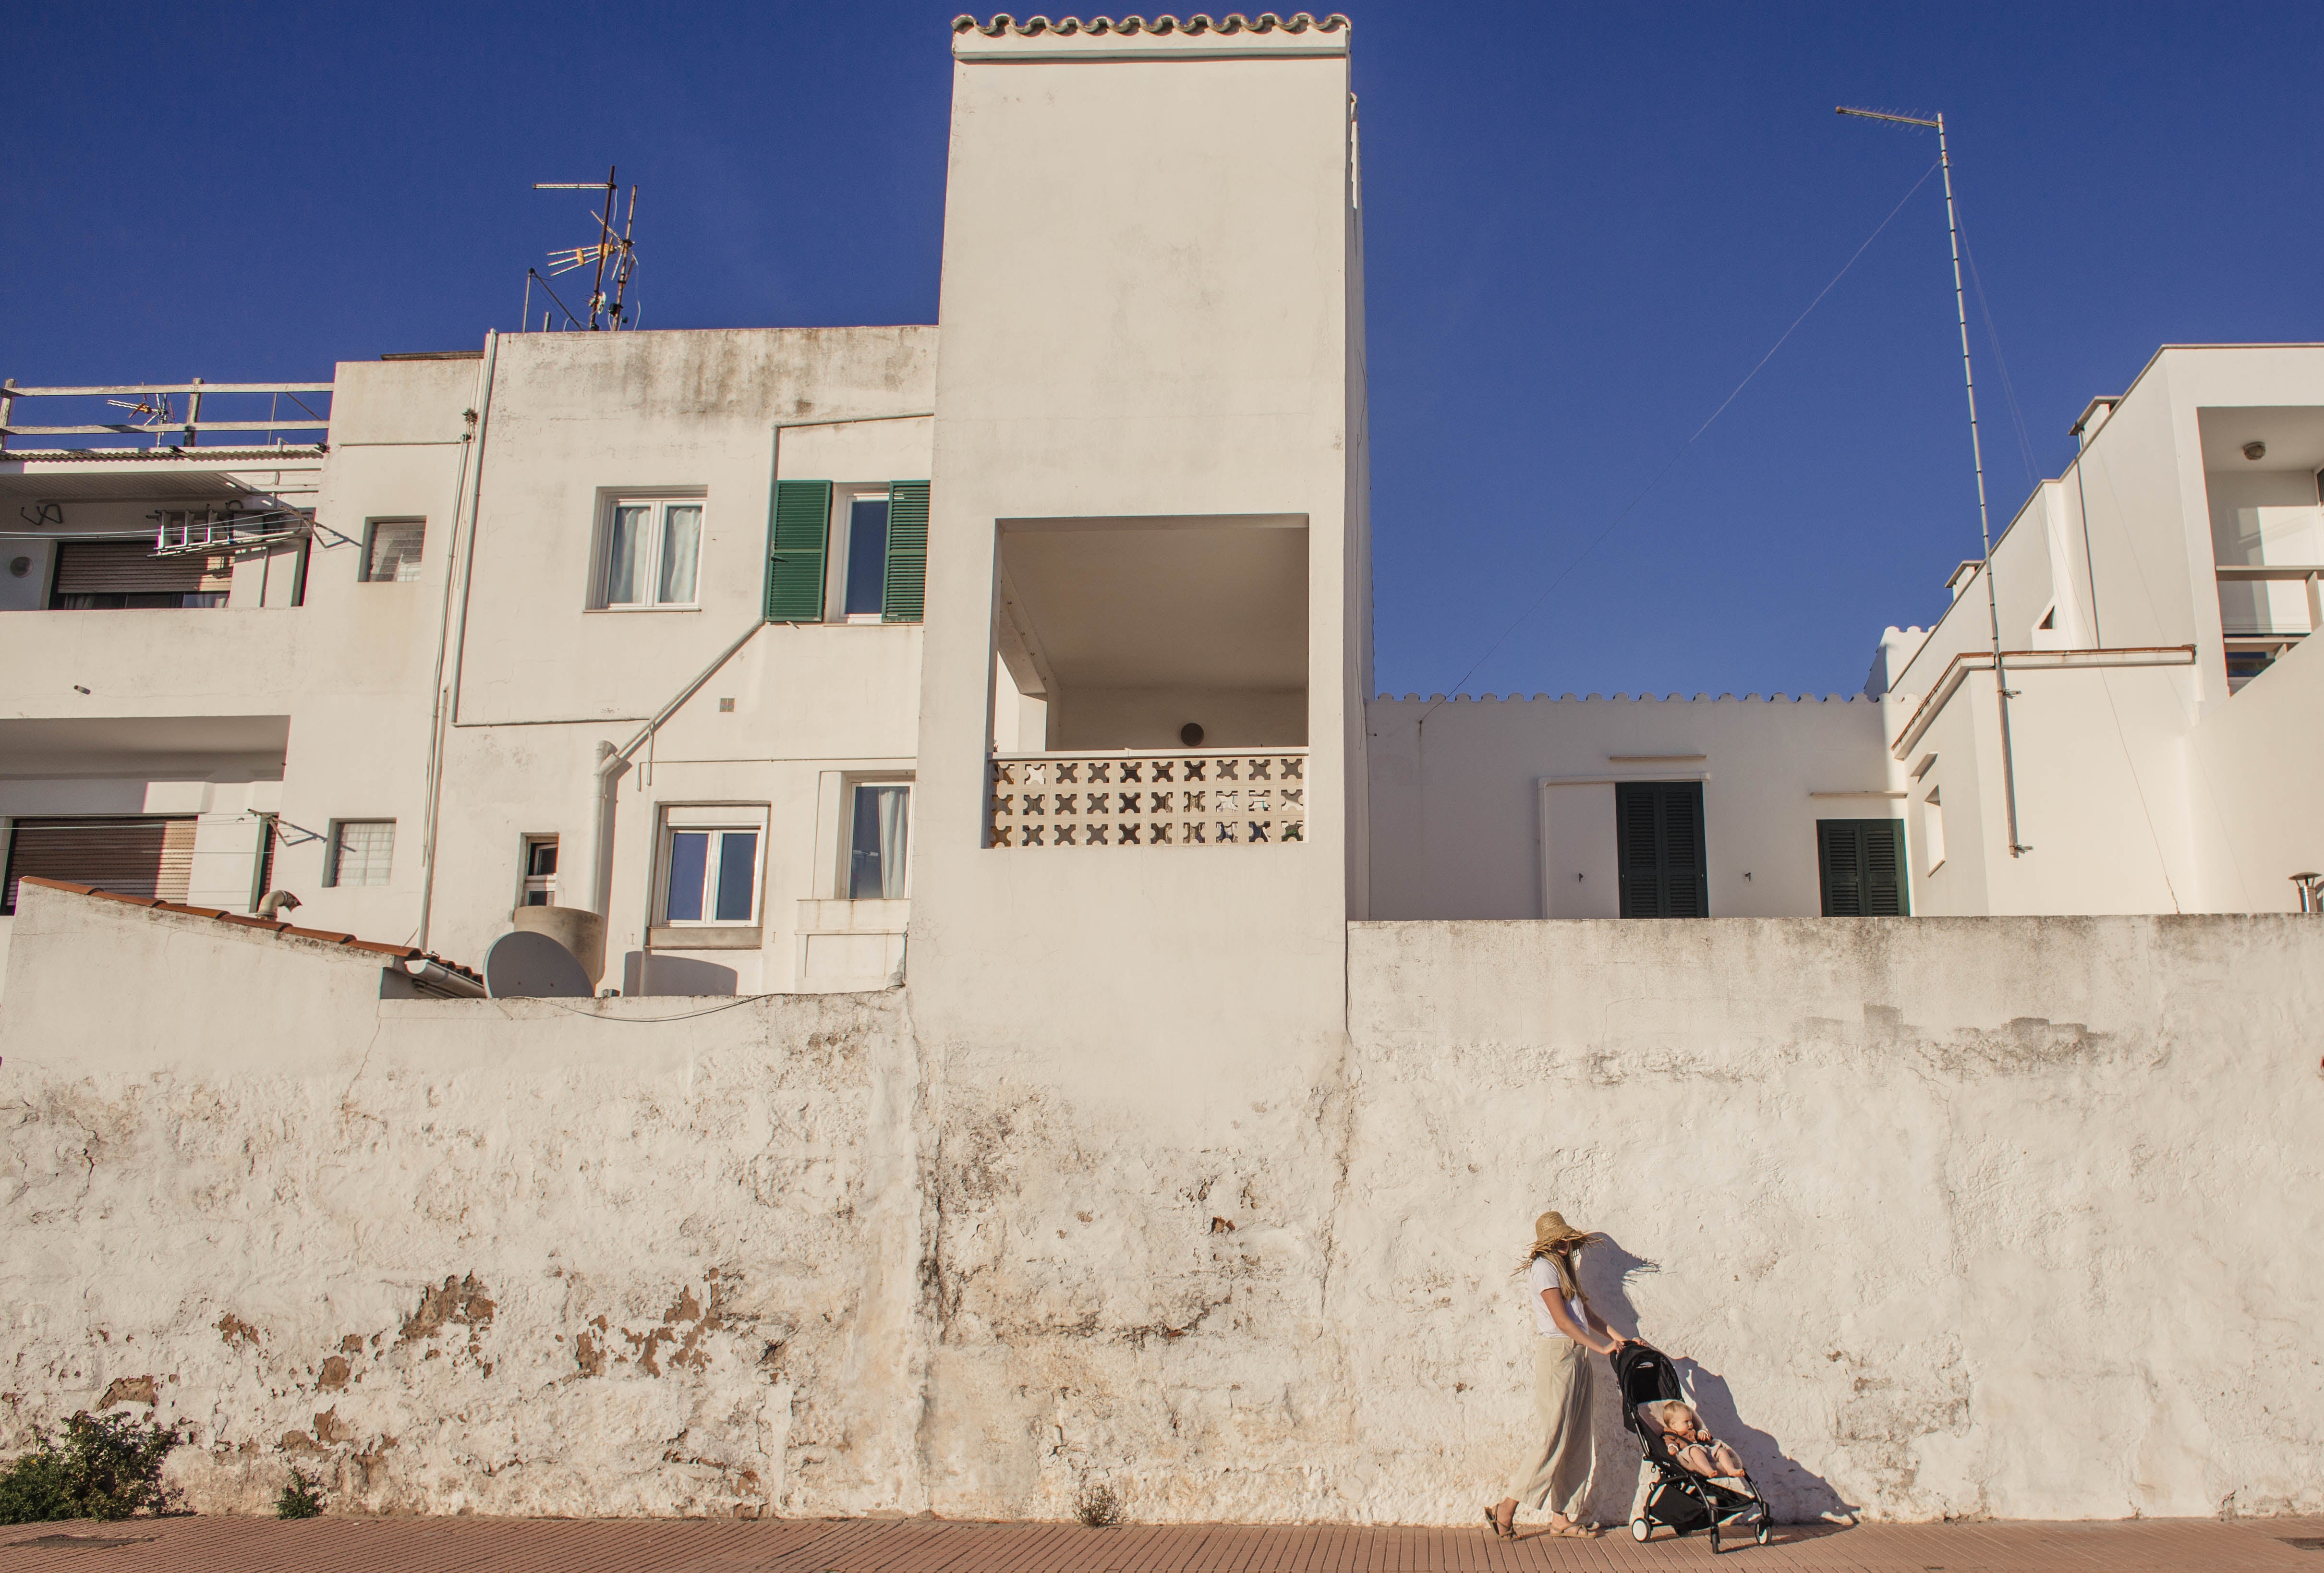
top-left (1837, 105), bottom-right (2026, 860)
top-left (523, 165), bottom-right (639, 331)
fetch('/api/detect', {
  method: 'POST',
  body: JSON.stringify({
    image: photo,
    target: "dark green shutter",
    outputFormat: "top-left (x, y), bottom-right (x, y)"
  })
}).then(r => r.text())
top-left (1616, 781), bottom-right (1708, 919)
top-left (765, 479), bottom-right (831, 622)
top-left (1818, 819), bottom-right (1908, 916)
top-left (882, 480), bottom-right (928, 623)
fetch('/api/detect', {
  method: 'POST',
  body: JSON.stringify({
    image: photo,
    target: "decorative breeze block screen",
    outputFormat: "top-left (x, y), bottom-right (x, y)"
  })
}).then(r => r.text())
top-left (991, 753), bottom-right (1307, 847)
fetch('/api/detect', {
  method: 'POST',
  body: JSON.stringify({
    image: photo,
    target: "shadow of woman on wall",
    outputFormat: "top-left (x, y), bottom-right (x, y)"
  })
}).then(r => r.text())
top-left (1673, 1355), bottom-right (1856, 1525)
top-left (1573, 1236), bottom-right (1857, 1529)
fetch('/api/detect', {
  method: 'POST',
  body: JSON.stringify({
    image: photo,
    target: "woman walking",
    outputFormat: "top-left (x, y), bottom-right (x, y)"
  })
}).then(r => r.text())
top-left (1486, 1210), bottom-right (1627, 1540)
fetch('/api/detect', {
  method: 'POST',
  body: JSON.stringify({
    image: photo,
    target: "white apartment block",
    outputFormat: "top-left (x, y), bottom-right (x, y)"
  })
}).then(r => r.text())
top-left (6, 19), bottom-right (2324, 1010)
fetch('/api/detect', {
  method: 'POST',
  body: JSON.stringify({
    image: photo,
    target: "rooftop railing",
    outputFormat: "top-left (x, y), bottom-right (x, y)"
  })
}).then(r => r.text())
top-left (0, 379), bottom-right (333, 452)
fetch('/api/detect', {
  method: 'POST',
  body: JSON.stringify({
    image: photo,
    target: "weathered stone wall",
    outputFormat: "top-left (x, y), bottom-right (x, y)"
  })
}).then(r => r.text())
top-left (1337, 917), bottom-right (2324, 1524)
top-left (5, 886), bottom-right (2321, 1523)
top-left (0, 885), bottom-right (924, 1518)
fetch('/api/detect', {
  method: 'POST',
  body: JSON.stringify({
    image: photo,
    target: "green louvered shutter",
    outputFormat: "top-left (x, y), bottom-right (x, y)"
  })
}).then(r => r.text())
top-left (1818, 821), bottom-right (1865, 916)
top-left (882, 480), bottom-right (928, 623)
top-left (1616, 781), bottom-right (1707, 918)
top-left (1864, 819), bottom-right (1905, 914)
top-left (765, 479), bottom-right (831, 622)
top-left (1818, 820), bottom-right (1908, 916)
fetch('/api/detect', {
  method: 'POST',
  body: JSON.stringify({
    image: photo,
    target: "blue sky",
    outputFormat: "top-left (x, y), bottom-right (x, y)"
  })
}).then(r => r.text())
top-left (10, 2), bottom-right (2320, 697)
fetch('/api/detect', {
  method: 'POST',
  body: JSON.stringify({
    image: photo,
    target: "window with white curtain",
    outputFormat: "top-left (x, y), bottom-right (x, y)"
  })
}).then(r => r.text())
top-left (326, 820), bottom-right (395, 888)
top-left (848, 784), bottom-right (911, 900)
top-left (600, 496), bottom-right (703, 608)
top-left (363, 520), bottom-right (426, 582)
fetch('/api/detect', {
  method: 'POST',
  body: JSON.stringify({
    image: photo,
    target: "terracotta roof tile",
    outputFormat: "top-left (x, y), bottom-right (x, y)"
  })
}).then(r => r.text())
top-left (15, 876), bottom-right (482, 983)
top-left (954, 12), bottom-right (1349, 37)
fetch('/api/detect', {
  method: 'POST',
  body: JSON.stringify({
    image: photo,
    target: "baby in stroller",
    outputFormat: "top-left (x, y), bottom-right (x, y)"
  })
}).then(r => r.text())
top-left (1637, 1399), bottom-right (1747, 1484)
top-left (1614, 1343), bottom-right (1772, 1550)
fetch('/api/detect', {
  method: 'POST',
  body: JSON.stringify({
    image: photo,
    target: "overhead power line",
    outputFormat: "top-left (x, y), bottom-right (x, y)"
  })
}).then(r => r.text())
top-left (1417, 157), bottom-right (1942, 721)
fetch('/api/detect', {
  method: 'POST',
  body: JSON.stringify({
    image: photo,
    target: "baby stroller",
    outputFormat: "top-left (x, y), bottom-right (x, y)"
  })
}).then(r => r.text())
top-left (1615, 1342), bottom-right (1771, 1552)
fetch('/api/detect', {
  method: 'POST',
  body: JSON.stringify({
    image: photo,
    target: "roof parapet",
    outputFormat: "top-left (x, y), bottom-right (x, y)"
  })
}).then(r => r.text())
top-left (953, 12), bottom-right (1349, 57)
top-left (14, 876), bottom-right (482, 987)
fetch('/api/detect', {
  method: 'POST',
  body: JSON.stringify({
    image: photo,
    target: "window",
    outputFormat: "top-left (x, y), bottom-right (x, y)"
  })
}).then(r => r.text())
top-left (1615, 781), bottom-right (1706, 918)
top-left (363, 520), bottom-right (426, 582)
top-left (2226, 647), bottom-right (2283, 691)
top-left (251, 813), bottom-right (278, 911)
top-left (1818, 819), bottom-right (1909, 916)
top-left (326, 820), bottom-right (395, 888)
top-left (1920, 788), bottom-right (1947, 875)
top-left (849, 784), bottom-right (911, 899)
top-left (763, 479), bottom-right (928, 623)
top-left (661, 823), bottom-right (760, 925)
top-left (48, 540), bottom-right (229, 609)
top-left (520, 835), bottom-right (558, 907)
top-left (844, 496), bottom-right (891, 618)
top-left (601, 497), bottom-right (703, 608)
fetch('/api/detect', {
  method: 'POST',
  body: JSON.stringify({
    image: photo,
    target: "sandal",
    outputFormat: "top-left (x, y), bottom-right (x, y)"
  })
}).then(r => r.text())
top-left (1545, 1522), bottom-right (1600, 1539)
top-left (1483, 1505), bottom-right (1513, 1540)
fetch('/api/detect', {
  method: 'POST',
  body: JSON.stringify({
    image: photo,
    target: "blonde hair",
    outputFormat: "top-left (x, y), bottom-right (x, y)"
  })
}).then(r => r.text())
top-left (1516, 1230), bottom-right (1600, 1306)
top-left (1656, 1401), bottom-right (1701, 1435)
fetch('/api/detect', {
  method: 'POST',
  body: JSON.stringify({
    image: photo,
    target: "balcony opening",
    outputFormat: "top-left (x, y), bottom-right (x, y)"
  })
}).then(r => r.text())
top-left (2201, 407), bottom-right (2324, 690)
top-left (989, 514), bottom-right (1308, 848)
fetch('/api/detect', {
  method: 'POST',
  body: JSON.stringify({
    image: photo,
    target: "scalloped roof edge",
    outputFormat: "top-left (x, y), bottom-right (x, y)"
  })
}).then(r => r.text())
top-left (955, 12), bottom-right (1351, 37)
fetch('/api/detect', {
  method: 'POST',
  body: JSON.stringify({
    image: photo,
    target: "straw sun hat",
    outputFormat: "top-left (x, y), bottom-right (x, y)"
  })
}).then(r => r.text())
top-left (1533, 1210), bottom-right (1591, 1249)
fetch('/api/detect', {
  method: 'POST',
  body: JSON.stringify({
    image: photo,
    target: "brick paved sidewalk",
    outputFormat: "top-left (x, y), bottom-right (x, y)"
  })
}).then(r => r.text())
top-left (2, 1513), bottom-right (2319, 1573)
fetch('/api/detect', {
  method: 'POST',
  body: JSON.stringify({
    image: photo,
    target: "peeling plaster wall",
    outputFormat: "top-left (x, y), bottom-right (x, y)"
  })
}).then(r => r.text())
top-left (6, 885), bottom-right (2322, 1524)
top-left (1339, 918), bottom-right (2324, 1524)
top-left (0, 884), bottom-right (926, 1518)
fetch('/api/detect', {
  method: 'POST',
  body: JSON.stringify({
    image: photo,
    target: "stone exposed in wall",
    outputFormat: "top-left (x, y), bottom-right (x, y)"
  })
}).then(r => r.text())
top-left (4, 886), bottom-right (2322, 1522)
top-left (1339, 916), bottom-right (2324, 1524)
top-left (0, 886), bottom-right (923, 1519)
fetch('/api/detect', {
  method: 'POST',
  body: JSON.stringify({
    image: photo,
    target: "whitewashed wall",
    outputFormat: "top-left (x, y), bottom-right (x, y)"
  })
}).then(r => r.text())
top-left (6, 883), bottom-right (2321, 1524)
top-left (1367, 693), bottom-right (1892, 920)
top-left (0, 884), bottom-right (925, 1519)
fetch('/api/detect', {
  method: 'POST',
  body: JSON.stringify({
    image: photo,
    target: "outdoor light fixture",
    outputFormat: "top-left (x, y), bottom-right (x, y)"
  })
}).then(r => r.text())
top-left (2244, 441), bottom-right (2267, 461)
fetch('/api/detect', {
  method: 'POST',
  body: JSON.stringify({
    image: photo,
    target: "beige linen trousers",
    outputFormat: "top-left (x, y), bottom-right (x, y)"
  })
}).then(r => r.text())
top-left (1506, 1336), bottom-right (1596, 1517)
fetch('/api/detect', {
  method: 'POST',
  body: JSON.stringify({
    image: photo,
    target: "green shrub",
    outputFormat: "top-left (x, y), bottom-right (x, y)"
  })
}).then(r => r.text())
top-left (275, 1467), bottom-right (326, 1520)
top-left (0, 1411), bottom-right (184, 1525)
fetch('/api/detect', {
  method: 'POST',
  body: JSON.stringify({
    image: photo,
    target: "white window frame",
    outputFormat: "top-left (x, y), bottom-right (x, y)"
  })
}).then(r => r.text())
top-left (361, 518), bottom-right (427, 583)
top-left (593, 491), bottom-right (707, 611)
top-left (325, 819), bottom-right (396, 889)
top-left (654, 804), bottom-right (768, 929)
top-left (519, 834), bottom-right (558, 908)
top-left (841, 776), bottom-right (913, 900)
top-left (826, 486), bottom-right (892, 624)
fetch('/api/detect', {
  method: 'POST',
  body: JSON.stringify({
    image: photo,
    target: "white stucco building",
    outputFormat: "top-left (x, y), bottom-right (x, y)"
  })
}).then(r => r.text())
top-left (1374, 342), bottom-right (2324, 921)
top-left (8, 16), bottom-right (2323, 989)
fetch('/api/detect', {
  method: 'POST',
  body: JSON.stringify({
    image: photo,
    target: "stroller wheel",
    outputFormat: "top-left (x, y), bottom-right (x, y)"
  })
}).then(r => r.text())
top-left (1756, 1517), bottom-right (1772, 1546)
top-left (1630, 1516), bottom-right (1651, 1542)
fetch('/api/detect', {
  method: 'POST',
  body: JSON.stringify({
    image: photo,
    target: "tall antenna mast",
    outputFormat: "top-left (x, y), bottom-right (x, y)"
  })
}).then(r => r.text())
top-left (1838, 106), bottom-right (2027, 859)
top-left (531, 167), bottom-right (641, 331)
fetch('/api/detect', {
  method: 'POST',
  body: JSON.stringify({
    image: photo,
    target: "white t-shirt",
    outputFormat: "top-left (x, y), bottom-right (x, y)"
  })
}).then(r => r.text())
top-left (1526, 1256), bottom-right (1589, 1339)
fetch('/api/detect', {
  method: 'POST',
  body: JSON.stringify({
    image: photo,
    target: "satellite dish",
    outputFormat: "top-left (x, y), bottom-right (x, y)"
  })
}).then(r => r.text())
top-left (484, 930), bottom-right (593, 999)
